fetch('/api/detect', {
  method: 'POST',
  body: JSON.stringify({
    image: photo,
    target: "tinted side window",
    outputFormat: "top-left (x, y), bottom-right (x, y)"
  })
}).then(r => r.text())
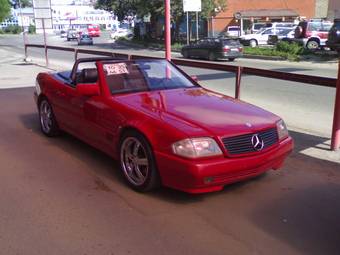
top-left (197, 39), bottom-right (208, 46)
top-left (308, 22), bottom-right (322, 31)
top-left (322, 23), bottom-right (332, 31)
top-left (335, 21), bottom-right (340, 30)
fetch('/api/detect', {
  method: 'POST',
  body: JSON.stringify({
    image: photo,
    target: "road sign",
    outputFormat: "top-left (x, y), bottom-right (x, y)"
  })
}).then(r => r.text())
top-left (33, 0), bottom-right (52, 19)
top-left (183, 0), bottom-right (201, 12)
top-left (34, 8), bottom-right (52, 19)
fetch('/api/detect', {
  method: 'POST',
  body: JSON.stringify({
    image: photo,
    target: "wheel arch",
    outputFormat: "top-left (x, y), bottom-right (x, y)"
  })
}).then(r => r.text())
top-left (118, 125), bottom-right (155, 152)
top-left (37, 93), bottom-right (48, 107)
top-left (118, 124), bottom-right (163, 189)
top-left (249, 38), bottom-right (258, 46)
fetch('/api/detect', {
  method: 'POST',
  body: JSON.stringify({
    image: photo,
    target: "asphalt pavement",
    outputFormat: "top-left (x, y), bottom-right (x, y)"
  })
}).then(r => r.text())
top-left (0, 33), bottom-right (340, 255)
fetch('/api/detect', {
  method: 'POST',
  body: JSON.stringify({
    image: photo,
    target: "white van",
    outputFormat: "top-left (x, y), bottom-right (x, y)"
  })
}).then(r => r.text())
top-left (226, 26), bottom-right (241, 37)
top-left (241, 26), bottom-right (295, 47)
top-left (251, 22), bottom-right (295, 33)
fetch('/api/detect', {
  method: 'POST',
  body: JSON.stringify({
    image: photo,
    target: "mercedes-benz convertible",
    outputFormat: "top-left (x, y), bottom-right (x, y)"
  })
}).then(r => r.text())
top-left (34, 57), bottom-right (293, 193)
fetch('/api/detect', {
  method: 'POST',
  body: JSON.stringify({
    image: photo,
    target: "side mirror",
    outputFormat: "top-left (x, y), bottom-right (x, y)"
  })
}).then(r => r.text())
top-left (191, 75), bottom-right (199, 82)
top-left (76, 83), bottom-right (100, 96)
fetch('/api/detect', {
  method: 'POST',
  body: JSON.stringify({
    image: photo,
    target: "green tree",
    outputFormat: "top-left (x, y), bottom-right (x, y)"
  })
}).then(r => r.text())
top-left (95, 0), bottom-right (226, 41)
top-left (0, 0), bottom-right (11, 23)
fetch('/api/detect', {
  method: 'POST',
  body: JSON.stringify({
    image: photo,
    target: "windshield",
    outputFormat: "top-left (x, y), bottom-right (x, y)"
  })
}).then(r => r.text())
top-left (103, 60), bottom-right (197, 94)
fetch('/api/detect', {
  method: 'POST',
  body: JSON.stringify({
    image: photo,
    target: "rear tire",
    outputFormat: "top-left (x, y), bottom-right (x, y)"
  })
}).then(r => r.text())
top-left (119, 130), bottom-right (161, 192)
top-left (39, 98), bottom-right (60, 137)
top-left (306, 40), bottom-right (319, 50)
top-left (250, 39), bottom-right (257, 47)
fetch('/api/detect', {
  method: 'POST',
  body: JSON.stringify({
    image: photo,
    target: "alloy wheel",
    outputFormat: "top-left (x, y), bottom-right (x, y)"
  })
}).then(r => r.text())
top-left (120, 137), bottom-right (149, 186)
top-left (40, 100), bottom-right (53, 134)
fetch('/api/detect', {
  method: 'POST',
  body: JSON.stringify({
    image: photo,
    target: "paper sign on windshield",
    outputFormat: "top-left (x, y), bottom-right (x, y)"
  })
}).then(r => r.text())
top-left (104, 63), bottom-right (129, 75)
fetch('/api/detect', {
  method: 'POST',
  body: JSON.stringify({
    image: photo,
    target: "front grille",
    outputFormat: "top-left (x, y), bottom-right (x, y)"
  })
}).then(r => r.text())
top-left (222, 128), bottom-right (278, 156)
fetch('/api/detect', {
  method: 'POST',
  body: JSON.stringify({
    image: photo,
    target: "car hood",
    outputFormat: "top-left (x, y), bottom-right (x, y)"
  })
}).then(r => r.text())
top-left (115, 88), bottom-right (280, 137)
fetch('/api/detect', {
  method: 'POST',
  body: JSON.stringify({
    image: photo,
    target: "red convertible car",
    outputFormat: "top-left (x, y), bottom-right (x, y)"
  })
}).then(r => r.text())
top-left (34, 57), bottom-right (293, 193)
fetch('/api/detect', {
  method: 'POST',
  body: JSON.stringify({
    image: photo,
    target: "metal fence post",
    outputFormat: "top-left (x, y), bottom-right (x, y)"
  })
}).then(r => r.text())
top-left (24, 44), bottom-right (28, 60)
top-left (331, 57), bottom-right (340, 151)
top-left (235, 66), bottom-right (243, 99)
top-left (74, 49), bottom-right (78, 61)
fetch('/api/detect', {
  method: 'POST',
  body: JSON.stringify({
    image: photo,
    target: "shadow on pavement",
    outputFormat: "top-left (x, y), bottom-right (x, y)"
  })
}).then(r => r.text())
top-left (250, 182), bottom-right (340, 255)
top-left (271, 67), bottom-right (312, 73)
top-left (196, 72), bottom-right (235, 81)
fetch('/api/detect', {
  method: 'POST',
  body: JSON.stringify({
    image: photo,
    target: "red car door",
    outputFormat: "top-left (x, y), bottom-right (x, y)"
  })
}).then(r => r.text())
top-left (47, 77), bottom-right (83, 134)
top-left (81, 97), bottom-right (119, 155)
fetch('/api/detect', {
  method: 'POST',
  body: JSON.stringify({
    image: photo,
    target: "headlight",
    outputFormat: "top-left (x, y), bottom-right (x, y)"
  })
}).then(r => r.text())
top-left (172, 137), bottom-right (223, 158)
top-left (277, 119), bottom-right (288, 140)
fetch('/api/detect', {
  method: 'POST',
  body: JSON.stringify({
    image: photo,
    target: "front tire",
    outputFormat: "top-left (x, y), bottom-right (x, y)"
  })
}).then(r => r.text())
top-left (182, 50), bottom-right (189, 58)
top-left (119, 131), bottom-right (160, 192)
top-left (249, 39), bottom-right (257, 47)
top-left (39, 98), bottom-right (60, 137)
top-left (228, 58), bottom-right (235, 61)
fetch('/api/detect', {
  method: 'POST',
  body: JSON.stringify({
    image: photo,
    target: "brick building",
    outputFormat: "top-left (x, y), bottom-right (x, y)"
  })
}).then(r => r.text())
top-left (328, 0), bottom-right (340, 19)
top-left (210, 0), bottom-right (329, 35)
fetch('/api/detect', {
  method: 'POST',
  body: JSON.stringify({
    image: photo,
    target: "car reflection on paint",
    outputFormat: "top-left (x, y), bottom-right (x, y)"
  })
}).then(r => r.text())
top-left (34, 57), bottom-right (293, 194)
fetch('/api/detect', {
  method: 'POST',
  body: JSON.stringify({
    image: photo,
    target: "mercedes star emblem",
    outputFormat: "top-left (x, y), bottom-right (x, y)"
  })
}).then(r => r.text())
top-left (251, 134), bottom-right (264, 151)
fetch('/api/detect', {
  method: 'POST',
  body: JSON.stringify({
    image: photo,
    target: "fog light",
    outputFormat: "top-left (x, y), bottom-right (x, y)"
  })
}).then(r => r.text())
top-left (204, 177), bottom-right (214, 184)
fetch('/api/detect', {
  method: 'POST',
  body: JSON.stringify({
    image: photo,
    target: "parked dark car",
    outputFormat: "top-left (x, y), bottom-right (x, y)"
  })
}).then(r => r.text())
top-left (67, 29), bottom-right (79, 41)
top-left (326, 19), bottom-right (340, 51)
top-left (60, 30), bottom-right (67, 38)
top-left (293, 20), bottom-right (333, 50)
top-left (78, 34), bottom-right (93, 45)
top-left (181, 38), bottom-right (243, 61)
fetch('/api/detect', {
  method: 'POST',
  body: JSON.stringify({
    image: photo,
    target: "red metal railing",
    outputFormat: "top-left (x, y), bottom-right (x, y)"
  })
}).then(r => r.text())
top-left (24, 44), bottom-right (340, 150)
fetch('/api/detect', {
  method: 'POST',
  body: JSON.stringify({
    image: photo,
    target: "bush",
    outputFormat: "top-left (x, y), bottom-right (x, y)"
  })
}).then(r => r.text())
top-left (0, 29), bottom-right (4, 34)
top-left (243, 41), bottom-right (305, 61)
top-left (4, 25), bottom-right (22, 34)
top-left (276, 41), bottom-right (303, 56)
top-left (28, 24), bottom-right (36, 34)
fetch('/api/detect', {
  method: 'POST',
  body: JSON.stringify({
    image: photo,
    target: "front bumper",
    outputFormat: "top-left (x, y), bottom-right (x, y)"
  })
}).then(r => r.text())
top-left (155, 137), bottom-right (293, 193)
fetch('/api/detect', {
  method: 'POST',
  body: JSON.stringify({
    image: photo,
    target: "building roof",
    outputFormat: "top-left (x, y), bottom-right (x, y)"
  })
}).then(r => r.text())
top-left (238, 9), bottom-right (299, 18)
